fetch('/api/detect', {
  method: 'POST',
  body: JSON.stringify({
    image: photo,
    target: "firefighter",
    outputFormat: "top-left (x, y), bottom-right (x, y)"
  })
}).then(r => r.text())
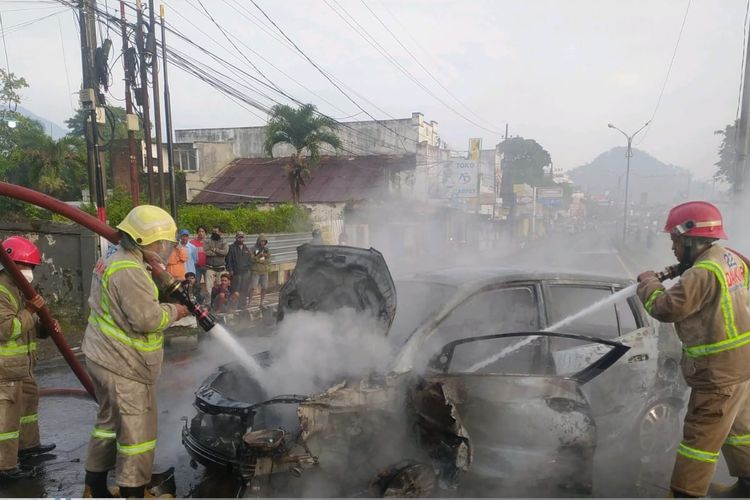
top-left (637, 201), bottom-right (750, 498)
top-left (82, 206), bottom-right (189, 498)
top-left (0, 236), bottom-right (56, 480)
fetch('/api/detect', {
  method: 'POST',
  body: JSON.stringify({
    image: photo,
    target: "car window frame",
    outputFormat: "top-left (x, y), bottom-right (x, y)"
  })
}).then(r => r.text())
top-left (541, 280), bottom-right (643, 339)
top-left (428, 331), bottom-right (630, 384)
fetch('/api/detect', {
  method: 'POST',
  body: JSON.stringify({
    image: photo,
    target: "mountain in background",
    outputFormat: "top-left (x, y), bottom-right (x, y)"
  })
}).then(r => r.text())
top-left (16, 106), bottom-right (68, 139)
top-left (567, 147), bottom-right (714, 205)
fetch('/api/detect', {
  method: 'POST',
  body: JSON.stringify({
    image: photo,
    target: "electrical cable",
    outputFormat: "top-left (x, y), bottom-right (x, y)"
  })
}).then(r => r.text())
top-left (635, 0), bottom-right (691, 146)
top-left (360, 0), bottom-right (502, 133)
top-left (0, 10), bottom-right (12, 113)
top-left (248, 0), bottom-right (413, 151)
top-left (327, 0), bottom-right (501, 135)
top-left (58, 16), bottom-right (74, 112)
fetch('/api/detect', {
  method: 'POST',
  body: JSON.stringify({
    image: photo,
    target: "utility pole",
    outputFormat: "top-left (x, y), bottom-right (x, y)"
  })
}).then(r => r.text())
top-left (135, 0), bottom-right (155, 204)
top-left (120, 1), bottom-right (139, 206)
top-left (148, 0), bottom-right (166, 208)
top-left (160, 4), bottom-right (178, 221)
top-left (608, 121), bottom-right (650, 243)
top-left (735, 28), bottom-right (750, 195)
top-left (78, 0), bottom-right (106, 222)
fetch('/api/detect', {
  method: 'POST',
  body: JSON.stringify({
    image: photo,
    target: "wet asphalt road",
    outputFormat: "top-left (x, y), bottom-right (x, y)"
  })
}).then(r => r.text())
top-left (0, 229), bottom-right (732, 497)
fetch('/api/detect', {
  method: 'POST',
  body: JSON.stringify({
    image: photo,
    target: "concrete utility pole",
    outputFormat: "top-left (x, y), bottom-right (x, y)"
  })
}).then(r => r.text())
top-left (148, 0), bottom-right (166, 209)
top-left (608, 121), bottom-right (650, 243)
top-left (78, 0), bottom-right (106, 221)
top-left (135, 0), bottom-right (155, 204)
top-left (734, 27), bottom-right (750, 195)
top-left (160, 4), bottom-right (178, 222)
top-left (120, 1), bottom-right (139, 206)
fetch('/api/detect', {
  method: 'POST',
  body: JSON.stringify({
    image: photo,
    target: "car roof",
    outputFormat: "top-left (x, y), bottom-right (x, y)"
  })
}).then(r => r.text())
top-left (398, 266), bottom-right (634, 288)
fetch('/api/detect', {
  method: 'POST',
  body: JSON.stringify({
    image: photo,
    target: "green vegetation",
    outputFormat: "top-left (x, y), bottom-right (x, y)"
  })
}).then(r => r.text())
top-left (77, 188), bottom-right (312, 234)
top-left (264, 103), bottom-right (341, 204)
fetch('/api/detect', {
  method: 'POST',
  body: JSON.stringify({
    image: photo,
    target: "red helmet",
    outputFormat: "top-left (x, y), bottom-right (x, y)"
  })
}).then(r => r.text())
top-left (3, 236), bottom-right (42, 266)
top-left (664, 201), bottom-right (727, 239)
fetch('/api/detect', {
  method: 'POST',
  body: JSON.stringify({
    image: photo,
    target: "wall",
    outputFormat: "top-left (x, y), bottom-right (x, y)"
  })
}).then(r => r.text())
top-left (184, 142), bottom-right (237, 201)
top-left (175, 112), bottom-right (440, 158)
top-left (0, 221), bottom-right (97, 314)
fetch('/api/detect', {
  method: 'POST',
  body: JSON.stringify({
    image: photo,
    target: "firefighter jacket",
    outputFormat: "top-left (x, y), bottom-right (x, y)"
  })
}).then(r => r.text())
top-left (82, 246), bottom-right (182, 385)
top-left (0, 272), bottom-right (37, 381)
top-left (204, 237), bottom-right (228, 269)
top-left (637, 244), bottom-right (750, 389)
top-left (250, 235), bottom-right (271, 274)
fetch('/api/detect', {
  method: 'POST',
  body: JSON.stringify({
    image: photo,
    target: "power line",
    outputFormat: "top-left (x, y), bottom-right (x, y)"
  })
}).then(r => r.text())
top-left (360, 0), bottom-right (502, 133)
top-left (58, 16), bottom-right (74, 112)
top-left (635, 0), bottom-right (691, 146)
top-left (248, 0), bottom-right (414, 151)
top-left (326, 0), bottom-right (501, 135)
top-left (736, 0), bottom-right (750, 126)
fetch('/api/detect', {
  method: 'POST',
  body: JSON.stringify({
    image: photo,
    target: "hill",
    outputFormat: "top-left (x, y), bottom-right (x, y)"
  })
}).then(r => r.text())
top-left (16, 106), bottom-right (68, 139)
top-left (568, 147), bottom-right (694, 204)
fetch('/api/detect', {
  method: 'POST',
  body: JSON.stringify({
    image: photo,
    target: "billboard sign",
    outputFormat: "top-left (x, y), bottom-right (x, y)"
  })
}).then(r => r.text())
top-left (434, 160), bottom-right (478, 199)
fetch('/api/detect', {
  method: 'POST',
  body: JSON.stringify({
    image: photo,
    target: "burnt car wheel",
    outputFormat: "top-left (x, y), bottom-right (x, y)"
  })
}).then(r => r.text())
top-left (638, 401), bottom-right (681, 456)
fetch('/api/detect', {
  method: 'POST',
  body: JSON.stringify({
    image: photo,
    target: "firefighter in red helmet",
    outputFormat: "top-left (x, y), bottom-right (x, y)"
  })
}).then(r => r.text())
top-left (637, 201), bottom-right (750, 497)
top-left (0, 236), bottom-right (56, 480)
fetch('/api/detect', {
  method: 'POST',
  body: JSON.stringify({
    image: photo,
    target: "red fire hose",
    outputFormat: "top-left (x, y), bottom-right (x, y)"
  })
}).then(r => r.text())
top-left (0, 182), bottom-right (125, 401)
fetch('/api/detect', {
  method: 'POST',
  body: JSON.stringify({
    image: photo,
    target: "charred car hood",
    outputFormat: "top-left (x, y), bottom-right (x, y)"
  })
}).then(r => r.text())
top-left (278, 244), bottom-right (397, 333)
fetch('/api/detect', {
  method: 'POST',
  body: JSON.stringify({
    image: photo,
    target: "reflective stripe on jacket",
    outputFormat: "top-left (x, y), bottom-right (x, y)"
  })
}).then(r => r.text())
top-left (82, 246), bottom-right (179, 385)
top-left (637, 244), bottom-right (750, 388)
top-left (0, 273), bottom-right (37, 381)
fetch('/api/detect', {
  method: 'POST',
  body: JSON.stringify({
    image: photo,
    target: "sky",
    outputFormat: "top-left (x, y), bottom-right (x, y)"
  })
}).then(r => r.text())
top-left (3, 0), bottom-right (748, 180)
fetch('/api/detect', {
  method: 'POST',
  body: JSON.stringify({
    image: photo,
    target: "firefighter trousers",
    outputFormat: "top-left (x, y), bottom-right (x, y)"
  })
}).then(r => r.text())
top-left (0, 375), bottom-right (40, 470)
top-left (672, 378), bottom-right (750, 496)
top-left (85, 361), bottom-right (157, 488)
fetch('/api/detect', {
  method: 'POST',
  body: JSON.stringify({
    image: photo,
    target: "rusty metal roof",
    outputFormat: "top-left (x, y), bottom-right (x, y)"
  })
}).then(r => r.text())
top-left (191, 154), bottom-right (416, 204)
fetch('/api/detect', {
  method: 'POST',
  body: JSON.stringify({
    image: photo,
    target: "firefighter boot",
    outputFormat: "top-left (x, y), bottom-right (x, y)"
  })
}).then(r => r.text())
top-left (19, 442), bottom-right (56, 458)
top-left (708, 477), bottom-right (750, 498)
top-left (0, 464), bottom-right (34, 480)
top-left (83, 470), bottom-right (112, 498)
top-left (119, 485), bottom-right (146, 498)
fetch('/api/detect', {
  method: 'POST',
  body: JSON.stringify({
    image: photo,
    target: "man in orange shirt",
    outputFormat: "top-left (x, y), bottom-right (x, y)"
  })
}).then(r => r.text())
top-left (166, 233), bottom-right (187, 281)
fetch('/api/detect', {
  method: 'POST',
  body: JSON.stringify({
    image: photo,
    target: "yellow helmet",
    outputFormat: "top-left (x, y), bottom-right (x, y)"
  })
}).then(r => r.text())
top-left (116, 205), bottom-right (177, 246)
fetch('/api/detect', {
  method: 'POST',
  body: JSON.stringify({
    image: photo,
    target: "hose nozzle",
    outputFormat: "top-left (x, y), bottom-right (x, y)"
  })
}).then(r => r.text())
top-left (146, 255), bottom-right (217, 332)
top-left (655, 264), bottom-right (682, 282)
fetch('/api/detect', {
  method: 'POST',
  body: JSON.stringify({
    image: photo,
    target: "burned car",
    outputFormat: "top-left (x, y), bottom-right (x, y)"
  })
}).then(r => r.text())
top-left (183, 245), bottom-right (685, 496)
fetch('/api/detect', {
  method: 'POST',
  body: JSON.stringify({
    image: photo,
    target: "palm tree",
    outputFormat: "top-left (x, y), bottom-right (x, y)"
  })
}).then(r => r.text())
top-left (263, 103), bottom-right (341, 204)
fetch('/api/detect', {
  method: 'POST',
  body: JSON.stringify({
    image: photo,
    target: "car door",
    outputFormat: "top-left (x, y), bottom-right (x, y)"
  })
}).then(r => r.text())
top-left (542, 282), bottom-right (656, 438)
top-left (413, 332), bottom-right (628, 497)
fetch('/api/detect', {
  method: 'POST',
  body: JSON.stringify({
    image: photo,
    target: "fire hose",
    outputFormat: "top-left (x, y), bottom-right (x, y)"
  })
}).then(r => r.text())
top-left (0, 181), bottom-right (217, 397)
top-left (654, 247), bottom-right (750, 282)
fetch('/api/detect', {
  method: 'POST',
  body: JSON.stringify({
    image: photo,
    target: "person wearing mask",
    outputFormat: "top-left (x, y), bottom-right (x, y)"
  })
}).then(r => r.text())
top-left (203, 226), bottom-right (228, 296)
top-left (225, 232), bottom-right (252, 309)
top-left (182, 272), bottom-right (204, 306)
top-left (249, 234), bottom-right (271, 309)
top-left (82, 205), bottom-right (189, 498)
top-left (165, 232), bottom-right (188, 281)
top-left (190, 227), bottom-right (207, 290)
top-left (0, 236), bottom-right (56, 480)
top-left (636, 201), bottom-right (750, 498)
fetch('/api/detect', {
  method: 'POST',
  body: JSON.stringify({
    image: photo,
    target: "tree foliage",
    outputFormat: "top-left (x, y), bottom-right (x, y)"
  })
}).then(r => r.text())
top-left (497, 137), bottom-right (553, 199)
top-left (714, 120), bottom-right (738, 185)
top-left (0, 69), bottom-right (28, 111)
top-left (263, 103), bottom-right (341, 204)
top-left (65, 105), bottom-right (137, 143)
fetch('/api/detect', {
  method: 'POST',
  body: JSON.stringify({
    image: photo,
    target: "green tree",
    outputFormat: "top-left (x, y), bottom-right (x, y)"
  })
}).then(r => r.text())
top-left (497, 137), bottom-right (553, 203)
top-left (0, 69), bottom-right (28, 112)
top-left (714, 120), bottom-right (738, 185)
top-left (263, 103), bottom-right (341, 204)
top-left (65, 105), bottom-right (136, 142)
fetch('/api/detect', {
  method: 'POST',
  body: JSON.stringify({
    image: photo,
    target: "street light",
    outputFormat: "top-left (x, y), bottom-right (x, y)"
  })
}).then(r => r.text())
top-left (607, 120), bottom-right (650, 242)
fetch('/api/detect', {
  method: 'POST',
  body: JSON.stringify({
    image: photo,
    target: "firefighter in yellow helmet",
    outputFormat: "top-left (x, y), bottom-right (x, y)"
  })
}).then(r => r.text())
top-left (82, 206), bottom-right (188, 498)
top-left (637, 201), bottom-right (750, 498)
